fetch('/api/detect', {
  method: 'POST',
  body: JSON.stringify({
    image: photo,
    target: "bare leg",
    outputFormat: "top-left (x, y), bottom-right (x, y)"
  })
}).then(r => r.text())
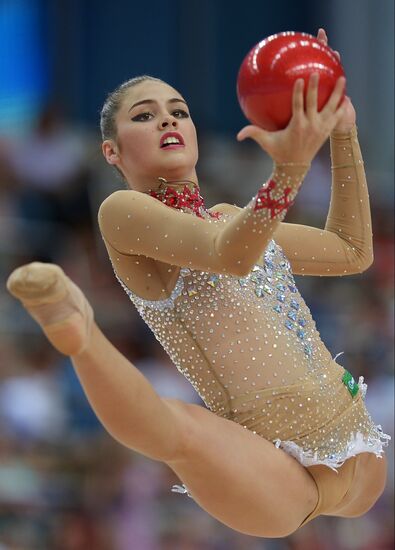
top-left (166, 403), bottom-right (319, 537)
top-left (6, 262), bottom-right (189, 462)
top-left (7, 262), bottom-right (319, 537)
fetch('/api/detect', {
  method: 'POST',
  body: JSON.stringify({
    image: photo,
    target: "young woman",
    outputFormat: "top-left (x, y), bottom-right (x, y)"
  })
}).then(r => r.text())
top-left (7, 29), bottom-right (390, 538)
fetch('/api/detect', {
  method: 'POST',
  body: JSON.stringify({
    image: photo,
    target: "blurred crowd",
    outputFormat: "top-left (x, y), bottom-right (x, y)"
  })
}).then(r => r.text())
top-left (0, 105), bottom-right (393, 549)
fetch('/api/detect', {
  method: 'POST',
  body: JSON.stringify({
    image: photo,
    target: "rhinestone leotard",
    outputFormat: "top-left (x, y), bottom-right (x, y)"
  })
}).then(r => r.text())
top-left (99, 126), bottom-right (390, 473)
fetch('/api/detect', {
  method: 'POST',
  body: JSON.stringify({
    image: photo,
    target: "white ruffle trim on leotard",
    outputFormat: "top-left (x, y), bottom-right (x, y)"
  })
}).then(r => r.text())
top-left (271, 369), bottom-right (389, 471)
top-left (171, 426), bottom-right (391, 498)
top-left (170, 359), bottom-right (389, 494)
top-left (170, 428), bottom-right (391, 500)
top-left (273, 427), bottom-right (391, 472)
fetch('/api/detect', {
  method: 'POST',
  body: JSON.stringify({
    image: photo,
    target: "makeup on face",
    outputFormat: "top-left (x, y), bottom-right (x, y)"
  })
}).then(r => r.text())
top-left (113, 81), bottom-right (199, 188)
top-left (160, 131), bottom-right (185, 150)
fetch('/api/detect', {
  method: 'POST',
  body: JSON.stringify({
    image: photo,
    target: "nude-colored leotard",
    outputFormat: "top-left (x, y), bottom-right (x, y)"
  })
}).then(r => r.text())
top-left (98, 126), bottom-right (390, 470)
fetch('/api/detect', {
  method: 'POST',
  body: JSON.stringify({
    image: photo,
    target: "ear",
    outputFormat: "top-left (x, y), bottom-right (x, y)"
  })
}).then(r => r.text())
top-left (102, 140), bottom-right (120, 165)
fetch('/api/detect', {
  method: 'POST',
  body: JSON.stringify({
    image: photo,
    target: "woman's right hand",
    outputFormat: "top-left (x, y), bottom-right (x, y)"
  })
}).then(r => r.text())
top-left (237, 74), bottom-right (347, 164)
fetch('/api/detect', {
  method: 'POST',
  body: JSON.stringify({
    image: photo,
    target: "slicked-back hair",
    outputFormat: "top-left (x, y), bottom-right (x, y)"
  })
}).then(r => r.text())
top-left (100, 75), bottom-right (165, 142)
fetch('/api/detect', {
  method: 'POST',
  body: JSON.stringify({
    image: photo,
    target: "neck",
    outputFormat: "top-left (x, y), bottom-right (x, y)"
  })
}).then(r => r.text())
top-left (146, 177), bottom-right (221, 220)
top-left (152, 176), bottom-right (199, 193)
top-left (124, 167), bottom-right (199, 195)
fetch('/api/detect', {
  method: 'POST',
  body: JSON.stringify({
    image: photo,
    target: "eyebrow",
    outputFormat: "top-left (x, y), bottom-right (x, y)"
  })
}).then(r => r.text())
top-left (128, 97), bottom-right (187, 112)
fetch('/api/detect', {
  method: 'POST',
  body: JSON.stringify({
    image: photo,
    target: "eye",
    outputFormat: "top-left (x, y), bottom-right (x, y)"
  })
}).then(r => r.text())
top-left (172, 109), bottom-right (189, 118)
top-left (131, 112), bottom-right (154, 122)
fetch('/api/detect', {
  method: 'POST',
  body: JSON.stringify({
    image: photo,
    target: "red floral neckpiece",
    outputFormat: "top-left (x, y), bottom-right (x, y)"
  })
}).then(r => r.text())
top-left (148, 179), bottom-right (222, 220)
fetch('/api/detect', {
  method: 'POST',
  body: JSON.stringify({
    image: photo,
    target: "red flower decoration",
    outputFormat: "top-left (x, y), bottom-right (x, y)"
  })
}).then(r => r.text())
top-left (253, 180), bottom-right (294, 219)
top-left (149, 184), bottom-right (222, 219)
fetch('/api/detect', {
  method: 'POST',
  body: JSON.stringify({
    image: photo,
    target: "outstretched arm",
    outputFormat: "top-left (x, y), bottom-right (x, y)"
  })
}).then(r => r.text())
top-left (98, 162), bottom-right (309, 277)
top-left (99, 75), bottom-right (347, 277)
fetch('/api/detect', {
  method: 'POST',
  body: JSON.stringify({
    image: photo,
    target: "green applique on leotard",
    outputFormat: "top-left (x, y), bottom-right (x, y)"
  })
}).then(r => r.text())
top-left (342, 370), bottom-right (359, 398)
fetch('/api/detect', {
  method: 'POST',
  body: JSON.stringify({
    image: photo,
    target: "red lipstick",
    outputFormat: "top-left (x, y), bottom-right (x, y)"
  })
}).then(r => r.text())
top-left (160, 131), bottom-right (185, 148)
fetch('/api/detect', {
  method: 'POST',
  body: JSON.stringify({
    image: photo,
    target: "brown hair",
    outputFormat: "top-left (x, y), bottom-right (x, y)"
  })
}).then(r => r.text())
top-left (100, 75), bottom-right (165, 142)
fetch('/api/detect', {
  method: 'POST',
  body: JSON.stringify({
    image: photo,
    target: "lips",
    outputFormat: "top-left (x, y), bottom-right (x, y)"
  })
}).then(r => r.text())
top-left (160, 131), bottom-right (185, 148)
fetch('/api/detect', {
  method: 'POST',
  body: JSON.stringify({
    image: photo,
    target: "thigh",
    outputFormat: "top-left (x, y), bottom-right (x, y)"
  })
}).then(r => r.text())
top-left (164, 400), bottom-right (318, 538)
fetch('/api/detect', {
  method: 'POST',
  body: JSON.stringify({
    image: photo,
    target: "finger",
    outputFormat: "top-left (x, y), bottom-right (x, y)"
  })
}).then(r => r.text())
top-left (237, 124), bottom-right (270, 143)
top-left (321, 76), bottom-right (346, 115)
top-left (236, 124), bottom-right (272, 152)
top-left (317, 28), bottom-right (327, 44)
top-left (237, 124), bottom-right (257, 141)
top-left (325, 101), bottom-right (347, 135)
top-left (335, 95), bottom-right (351, 116)
top-left (291, 78), bottom-right (305, 118)
top-left (333, 50), bottom-right (341, 60)
top-left (306, 73), bottom-right (319, 116)
top-left (333, 99), bottom-right (347, 125)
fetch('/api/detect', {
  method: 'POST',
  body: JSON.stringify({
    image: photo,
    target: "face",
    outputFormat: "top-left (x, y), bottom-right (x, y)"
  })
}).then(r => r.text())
top-left (102, 80), bottom-right (199, 190)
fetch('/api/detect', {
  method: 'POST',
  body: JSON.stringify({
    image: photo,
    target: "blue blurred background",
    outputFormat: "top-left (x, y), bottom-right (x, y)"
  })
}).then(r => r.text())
top-left (0, 0), bottom-right (393, 548)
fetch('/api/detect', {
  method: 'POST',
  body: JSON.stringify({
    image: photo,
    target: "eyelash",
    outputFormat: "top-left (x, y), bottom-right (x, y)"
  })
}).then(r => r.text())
top-left (131, 109), bottom-right (189, 122)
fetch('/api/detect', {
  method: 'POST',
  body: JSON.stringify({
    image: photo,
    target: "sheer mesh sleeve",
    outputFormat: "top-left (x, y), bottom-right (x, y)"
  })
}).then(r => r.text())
top-left (98, 163), bottom-right (309, 277)
top-left (272, 125), bottom-right (373, 275)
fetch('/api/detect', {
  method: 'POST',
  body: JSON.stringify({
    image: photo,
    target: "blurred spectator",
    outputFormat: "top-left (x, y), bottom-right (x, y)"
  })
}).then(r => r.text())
top-left (0, 67), bottom-right (393, 550)
top-left (5, 103), bottom-right (94, 263)
top-left (0, 343), bottom-right (67, 444)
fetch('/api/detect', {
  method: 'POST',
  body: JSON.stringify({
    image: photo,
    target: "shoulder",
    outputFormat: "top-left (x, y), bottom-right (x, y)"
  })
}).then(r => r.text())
top-left (98, 189), bottom-right (158, 219)
top-left (100, 189), bottom-right (143, 210)
top-left (98, 190), bottom-right (154, 237)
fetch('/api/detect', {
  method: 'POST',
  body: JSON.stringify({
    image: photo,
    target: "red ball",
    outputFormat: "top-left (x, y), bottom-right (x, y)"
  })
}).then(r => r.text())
top-left (237, 31), bottom-right (346, 131)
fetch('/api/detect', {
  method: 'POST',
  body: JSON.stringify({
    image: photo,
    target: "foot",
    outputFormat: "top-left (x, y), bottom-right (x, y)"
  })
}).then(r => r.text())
top-left (7, 262), bottom-right (93, 356)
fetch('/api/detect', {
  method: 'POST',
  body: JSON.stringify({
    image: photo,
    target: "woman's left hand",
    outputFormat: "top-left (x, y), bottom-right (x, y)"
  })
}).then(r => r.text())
top-left (317, 28), bottom-right (356, 132)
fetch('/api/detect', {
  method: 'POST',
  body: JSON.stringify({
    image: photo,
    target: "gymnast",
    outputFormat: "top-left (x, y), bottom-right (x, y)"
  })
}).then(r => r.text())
top-left (7, 28), bottom-right (390, 538)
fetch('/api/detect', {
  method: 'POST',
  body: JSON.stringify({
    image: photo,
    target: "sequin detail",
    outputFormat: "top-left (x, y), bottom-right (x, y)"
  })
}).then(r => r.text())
top-left (238, 243), bottom-right (315, 359)
top-left (115, 267), bottom-right (189, 311)
top-left (254, 179), bottom-right (294, 219)
top-left (114, 235), bottom-right (390, 476)
top-left (148, 181), bottom-right (221, 219)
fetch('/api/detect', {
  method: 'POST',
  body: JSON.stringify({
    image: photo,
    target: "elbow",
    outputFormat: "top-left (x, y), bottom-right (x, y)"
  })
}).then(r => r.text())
top-left (216, 257), bottom-right (251, 277)
top-left (231, 260), bottom-right (253, 277)
top-left (213, 238), bottom-right (253, 277)
top-left (352, 250), bottom-right (374, 274)
top-left (235, 264), bottom-right (253, 277)
top-left (358, 254), bottom-right (374, 273)
top-left (359, 244), bottom-right (374, 272)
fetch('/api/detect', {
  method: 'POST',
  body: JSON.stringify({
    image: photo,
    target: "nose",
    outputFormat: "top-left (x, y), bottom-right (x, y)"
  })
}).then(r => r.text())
top-left (159, 114), bottom-right (178, 130)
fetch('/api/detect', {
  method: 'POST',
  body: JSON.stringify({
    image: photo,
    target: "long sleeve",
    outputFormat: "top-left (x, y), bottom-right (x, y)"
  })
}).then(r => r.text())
top-left (272, 125), bottom-right (373, 276)
top-left (325, 125), bottom-right (373, 267)
top-left (214, 163), bottom-right (310, 275)
top-left (98, 164), bottom-right (309, 277)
